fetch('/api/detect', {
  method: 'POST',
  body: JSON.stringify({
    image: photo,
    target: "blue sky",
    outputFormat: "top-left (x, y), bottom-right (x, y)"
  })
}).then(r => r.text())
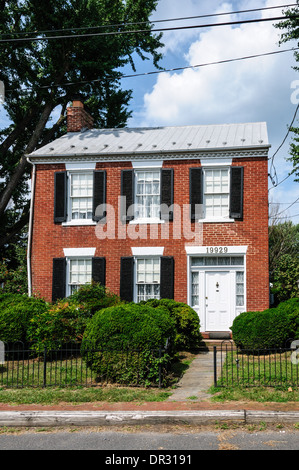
top-left (121, 0), bottom-right (299, 224)
top-left (0, 0), bottom-right (299, 224)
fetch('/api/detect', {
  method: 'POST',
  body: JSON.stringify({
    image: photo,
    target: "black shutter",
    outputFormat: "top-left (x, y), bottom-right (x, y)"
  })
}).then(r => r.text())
top-left (52, 258), bottom-right (66, 301)
top-left (54, 171), bottom-right (67, 223)
top-left (92, 257), bottom-right (106, 285)
top-left (160, 256), bottom-right (174, 299)
top-left (160, 169), bottom-right (174, 221)
top-left (190, 168), bottom-right (203, 220)
top-left (121, 170), bottom-right (134, 222)
top-left (229, 166), bottom-right (244, 220)
top-left (120, 257), bottom-right (134, 301)
top-left (93, 170), bottom-right (106, 222)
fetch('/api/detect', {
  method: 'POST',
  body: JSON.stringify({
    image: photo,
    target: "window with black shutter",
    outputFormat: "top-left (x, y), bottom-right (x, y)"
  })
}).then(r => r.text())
top-left (120, 257), bottom-right (134, 301)
top-left (93, 170), bottom-right (106, 222)
top-left (92, 257), bottom-right (106, 285)
top-left (52, 258), bottom-right (66, 301)
top-left (54, 172), bottom-right (67, 223)
top-left (229, 167), bottom-right (244, 220)
top-left (160, 169), bottom-right (174, 221)
top-left (160, 256), bottom-right (174, 299)
top-left (121, 170), bottom-right (134, 222)
top-left (189, 168), bottom-right (203, 220)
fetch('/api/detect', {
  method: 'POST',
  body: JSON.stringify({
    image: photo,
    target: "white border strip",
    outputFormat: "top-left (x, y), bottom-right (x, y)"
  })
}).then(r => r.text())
top-left (65, 162), bottom-right (96, 170)
top-left (131, 247), bottom-right (164, 256)
top-left (132, 160), bottom-right (163, 169)
top-left (63, 247), bottom-right (96, 257)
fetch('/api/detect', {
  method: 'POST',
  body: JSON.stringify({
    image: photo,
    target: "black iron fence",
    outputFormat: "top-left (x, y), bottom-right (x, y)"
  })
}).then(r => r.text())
top-left (214, 340), bottom-right (299, 388)
top-left (0, 341), bottom-right (170, 389)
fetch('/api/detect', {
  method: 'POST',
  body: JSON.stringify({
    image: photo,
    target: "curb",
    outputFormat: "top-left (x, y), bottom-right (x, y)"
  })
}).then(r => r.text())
top-left (1, 410), bottom-right (299, 427)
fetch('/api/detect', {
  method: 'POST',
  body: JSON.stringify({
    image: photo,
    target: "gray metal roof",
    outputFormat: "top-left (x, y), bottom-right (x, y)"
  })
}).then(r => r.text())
top-left (28, 122), bottom-right (270, 160)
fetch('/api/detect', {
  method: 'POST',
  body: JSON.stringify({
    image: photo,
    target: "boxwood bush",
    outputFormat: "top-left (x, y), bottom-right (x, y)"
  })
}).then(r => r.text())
top-left (81, 303), bottom-right (176, 386)
top-left (231, 298), bottom-right (299, 349)
top-left (68, 282), bottom-right (120, 317)
top-left (0, 293), bottom-right (49, 344)
top-left (139, 299), bottom-right (202, 350)
top-left (27, 300), bottom-right (89, 350)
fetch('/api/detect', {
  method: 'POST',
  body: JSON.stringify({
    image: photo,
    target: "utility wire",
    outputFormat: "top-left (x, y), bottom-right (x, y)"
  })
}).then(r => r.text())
top-left (0, 15), bottom-right (297, 43)
top-left (269, 102), bottom-right (299, 188)
top-left (6, 47), bottom-right (298, 94)
top-left (1, 3), bottom-right (296, 38)
top-left (275, 196), bottom-right (299, 216)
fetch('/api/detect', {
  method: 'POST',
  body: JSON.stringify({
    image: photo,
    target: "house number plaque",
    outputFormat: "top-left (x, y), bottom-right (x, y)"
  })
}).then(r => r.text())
top-left (206, 246), bottom-right (228, 254)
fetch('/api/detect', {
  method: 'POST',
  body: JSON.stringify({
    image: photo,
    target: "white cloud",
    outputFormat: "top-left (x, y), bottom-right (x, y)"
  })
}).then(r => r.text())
top-left (135, 0), bottom-right (296, 128)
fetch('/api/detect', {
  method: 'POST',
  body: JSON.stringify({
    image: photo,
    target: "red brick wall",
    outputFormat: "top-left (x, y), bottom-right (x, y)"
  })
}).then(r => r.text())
top-left (30, 157), bottom-right (269, 312)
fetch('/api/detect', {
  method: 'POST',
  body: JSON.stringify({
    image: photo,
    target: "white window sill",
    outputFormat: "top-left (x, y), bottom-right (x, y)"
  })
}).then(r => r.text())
top-left (198, 218), bottom-right (235, 223)
top-left (62, 220), bottom-right (97, 226)
top-left (129, 218), bottom-right (165, 225)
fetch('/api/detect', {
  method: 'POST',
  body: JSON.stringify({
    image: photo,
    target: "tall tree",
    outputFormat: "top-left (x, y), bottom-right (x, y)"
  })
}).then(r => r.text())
top-left (0, 0), bottom-right (163, 264)
top-left (276, 2), bottom-right (299, 181)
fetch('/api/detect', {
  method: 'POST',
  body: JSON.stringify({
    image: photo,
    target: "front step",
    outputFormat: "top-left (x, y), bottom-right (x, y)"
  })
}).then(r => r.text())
top-left (198, 339), bottom-right (235, 351)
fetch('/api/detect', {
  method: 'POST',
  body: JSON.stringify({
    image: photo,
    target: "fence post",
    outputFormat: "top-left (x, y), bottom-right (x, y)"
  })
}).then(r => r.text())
top-left (213, 345), bottom-right (217, 387)
top-left (43, 347), bottom-right (47, 388)
top-left (158, 346), bottom-right (162, 389)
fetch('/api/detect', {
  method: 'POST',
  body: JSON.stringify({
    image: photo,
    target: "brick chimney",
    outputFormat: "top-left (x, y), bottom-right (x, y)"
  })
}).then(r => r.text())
top-left (67, 97), bottom-right (94, 132)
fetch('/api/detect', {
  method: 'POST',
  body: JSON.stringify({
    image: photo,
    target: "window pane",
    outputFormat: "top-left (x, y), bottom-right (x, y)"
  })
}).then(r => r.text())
top-left (136, 258), bottom-right (160, 301)
top-left (135, 170), bottom-right (160, 218)
top-left (70, 172), bottom-right (93, 220)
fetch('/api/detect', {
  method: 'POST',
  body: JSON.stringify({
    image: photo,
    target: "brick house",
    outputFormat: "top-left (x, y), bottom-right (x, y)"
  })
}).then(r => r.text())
top-left (26, 99), bottom-right (270, 336)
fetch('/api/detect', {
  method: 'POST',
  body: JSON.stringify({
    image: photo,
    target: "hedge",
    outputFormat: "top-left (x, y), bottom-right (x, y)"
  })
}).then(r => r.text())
top-left (139, 298), bottom-right (202, 350)
top-left (81, 303), bottom-right (176, 386)
top-left (0, 293), bottom-right (49, 344)
top-left (231, 298), bottom-right (299, 349)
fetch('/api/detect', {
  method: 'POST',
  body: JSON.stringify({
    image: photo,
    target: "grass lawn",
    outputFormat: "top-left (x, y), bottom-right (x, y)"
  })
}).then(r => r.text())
top-left (0, 386), bottom-right (172, 405)
top-left (210, 348), bottom-right (299, 403)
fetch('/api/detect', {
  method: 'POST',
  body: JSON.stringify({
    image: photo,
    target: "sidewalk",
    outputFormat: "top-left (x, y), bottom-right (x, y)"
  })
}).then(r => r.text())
top-left (0, 350), bottom-right (299, 427)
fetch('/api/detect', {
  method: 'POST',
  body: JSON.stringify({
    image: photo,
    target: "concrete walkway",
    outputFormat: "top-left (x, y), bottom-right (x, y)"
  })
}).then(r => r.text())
top-left (168, 350), bottom-right (222, 402)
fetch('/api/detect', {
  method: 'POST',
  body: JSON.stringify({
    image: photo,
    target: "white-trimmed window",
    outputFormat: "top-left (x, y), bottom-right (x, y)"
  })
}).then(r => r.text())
top-left (204, 168), bottom-right (230, 219)
top-left (135, 170), bottom-right (161, 219)
top-left (69, 172), bottom-right (93, 220)
top-left (68, 258), bottom-right (92, 295)
top-left (236, 271), bottom-right (245, 307)
top-left (136, 257), bottom-right (160, 302)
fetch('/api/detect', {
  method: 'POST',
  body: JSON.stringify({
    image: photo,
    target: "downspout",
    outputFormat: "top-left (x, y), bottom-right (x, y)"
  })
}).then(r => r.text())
top-left (26, 157), bottom-right (36, 297)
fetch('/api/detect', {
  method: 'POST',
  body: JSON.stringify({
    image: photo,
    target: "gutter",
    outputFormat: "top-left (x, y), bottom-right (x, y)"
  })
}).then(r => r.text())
top-left (26, 157), bottom-right (36, 297)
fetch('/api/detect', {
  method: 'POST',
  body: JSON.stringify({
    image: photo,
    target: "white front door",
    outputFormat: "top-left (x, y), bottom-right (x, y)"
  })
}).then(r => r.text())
top-left (205, 271), bottom-right (231, 331)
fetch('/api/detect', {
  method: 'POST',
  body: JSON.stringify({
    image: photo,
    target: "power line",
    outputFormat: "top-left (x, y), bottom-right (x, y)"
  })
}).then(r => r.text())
top-left (269, 102), bottom-right (299, 188)
top-left (6, 47), bottom-right (298, 94)
top-left (269, 213), bottom-right (299, 219)
top-left (1, 4), bottom-right (296, 38)
top-left (0, 15), bottom-right (297, 43)
top-left (275, 196), bottom-right (299, 216)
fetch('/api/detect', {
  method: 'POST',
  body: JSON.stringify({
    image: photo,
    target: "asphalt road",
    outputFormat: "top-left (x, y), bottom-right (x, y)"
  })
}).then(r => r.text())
top-left (0, 428), bottom-right (298, 451)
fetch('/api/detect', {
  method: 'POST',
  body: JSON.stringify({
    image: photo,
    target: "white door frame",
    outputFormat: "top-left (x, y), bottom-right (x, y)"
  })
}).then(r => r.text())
top-left (186, 245), bottom-right (247, 332)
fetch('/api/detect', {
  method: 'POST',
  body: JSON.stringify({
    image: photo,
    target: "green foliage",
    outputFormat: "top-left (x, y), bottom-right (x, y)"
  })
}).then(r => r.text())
top-left (0, 245), bottom-right (28, 294)
top-left (231, 298), bottom-right (299, 349)
top-left (67, 282), bottom-right (120, 316)
top-left (276, 5), bottom-right (299, 181)
top-left (27, 300), bottom-right (88, 350)
top-left (271, 253), bottom-right (299, 303)
top-left (0, 0), bottom-right (163, 257)
top-left (0, 293), bottom-right (49, 343)
top-left (81, 303), bottom-right (176, 385)
top-left (139, 299), bottom-right (202, 350)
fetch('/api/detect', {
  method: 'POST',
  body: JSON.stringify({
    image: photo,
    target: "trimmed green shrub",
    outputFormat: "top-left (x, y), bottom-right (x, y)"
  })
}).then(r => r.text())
top-left (0, 293), bottom-right (49, 343)
top-left (27, 300), bottom-right (88, 350)
top-left (81, 303), bottom-right (176, 386)
top-left (68, 282), bottom-right (120, 317)
top-left (231, 298), bottom-right (299, 349)
top-left (139, 299), bottom-right (202, 350)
